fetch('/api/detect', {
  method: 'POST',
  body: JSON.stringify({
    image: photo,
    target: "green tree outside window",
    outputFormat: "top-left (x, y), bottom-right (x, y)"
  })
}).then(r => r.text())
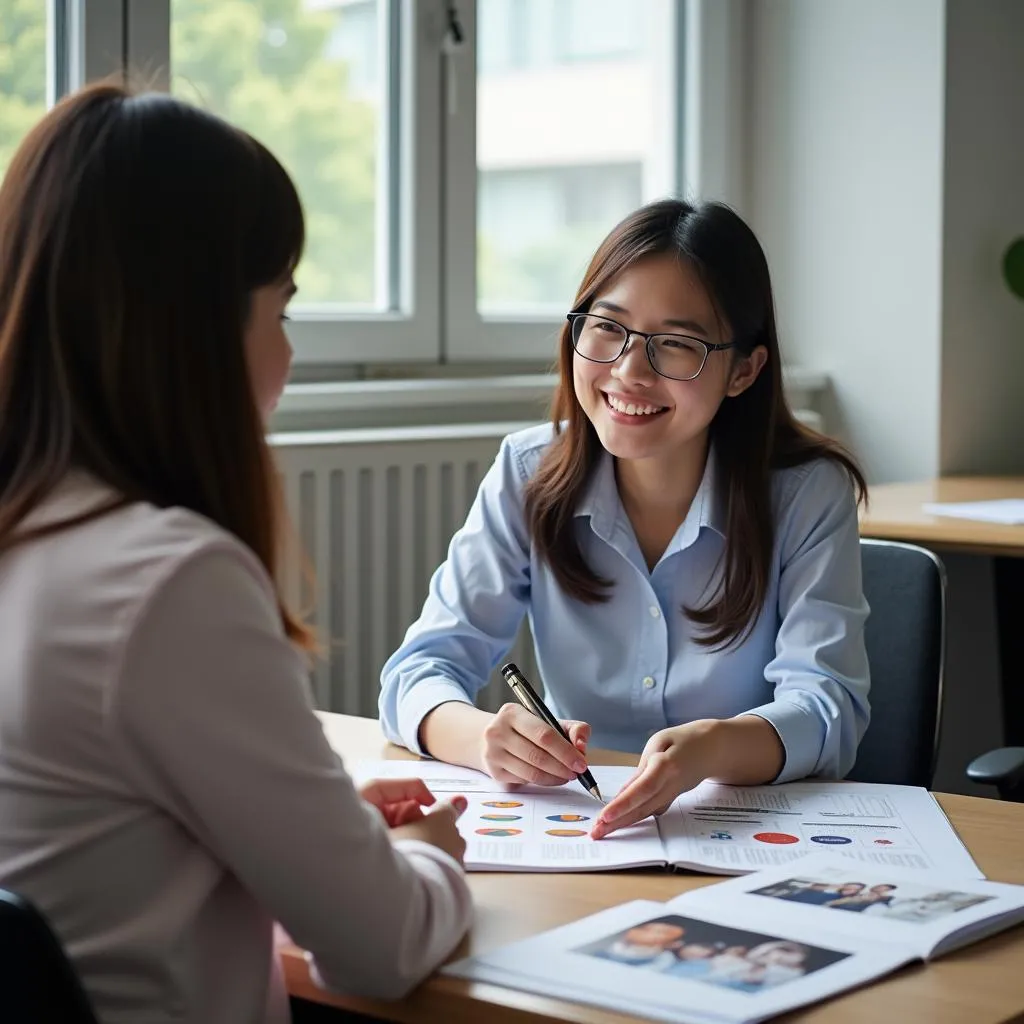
top-left (0, 0), bottom-right (378, 307)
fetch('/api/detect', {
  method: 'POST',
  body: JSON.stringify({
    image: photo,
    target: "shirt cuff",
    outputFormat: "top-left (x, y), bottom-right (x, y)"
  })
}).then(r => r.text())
top-left (391, 838), bottom-right (468, 879)
top-left (397, 679), bottom-right (475, 757)
top-left (742, 700), bottom-right (825, 784)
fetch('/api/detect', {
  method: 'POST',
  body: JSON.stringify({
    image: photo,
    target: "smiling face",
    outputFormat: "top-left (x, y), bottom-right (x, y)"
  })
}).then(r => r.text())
top-left (624, 921), bottom-right (685, 948)
top-left (572, 252), bottom-right (764, 470)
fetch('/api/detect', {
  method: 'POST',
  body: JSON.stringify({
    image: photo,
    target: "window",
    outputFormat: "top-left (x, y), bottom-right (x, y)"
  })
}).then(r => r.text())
top-left (171, 0), bottom-right (387, 311)
top-left (0, 0), bottom-right (51, 182)
top-left (1, 1), bottom-right (127, 183)
top-left (83, 0), bottom-right (705, 371)
top-left (475, 0), bottom-right (673, 317)
top-left (445, 0), bottom-right (683, 360)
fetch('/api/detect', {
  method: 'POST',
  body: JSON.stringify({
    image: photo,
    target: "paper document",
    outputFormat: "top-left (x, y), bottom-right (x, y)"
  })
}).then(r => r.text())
top-left (922, 498), bottom-right (1024, 525)
top-left (657, 779), bottom-right (980, 876)
top-left (444, 854), bottom-right (1024, 1024)
top-left (352, 761), bottom-right (981, 877)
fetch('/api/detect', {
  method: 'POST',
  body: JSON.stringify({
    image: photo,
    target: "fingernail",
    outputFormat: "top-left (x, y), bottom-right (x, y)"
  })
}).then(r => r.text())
top-left (573, 759), bottom-right (587, 773)
top-left (451, 795), bottom-right (468, 816)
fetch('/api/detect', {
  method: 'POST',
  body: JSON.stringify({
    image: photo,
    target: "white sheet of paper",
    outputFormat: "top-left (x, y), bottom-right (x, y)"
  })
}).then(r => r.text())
top-left (922, 498), bottom-right (1024, 525)
top-left (350, 761), bottom-right (666, 871)
top-left (348, 758), bottom-right (982, 877)
top-left (678, 853), bottom-right (1024, 960)
top-left (657, 780), bottom-right (983, 878)
top-left (444, 897), bottom-right (911, 1024)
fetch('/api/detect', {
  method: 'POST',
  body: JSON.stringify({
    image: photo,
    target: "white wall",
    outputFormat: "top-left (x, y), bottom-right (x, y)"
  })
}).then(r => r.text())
top-left (747, 0), bottom-right (1024, 795)
top-left (748, 0), bottom-right (947, 484)
top-left (939, 0), bottom-right (1024, 475)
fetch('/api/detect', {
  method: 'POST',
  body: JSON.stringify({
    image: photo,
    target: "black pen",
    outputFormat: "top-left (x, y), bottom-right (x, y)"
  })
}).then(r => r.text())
top-left (500, 662), bottom-right (603, 802)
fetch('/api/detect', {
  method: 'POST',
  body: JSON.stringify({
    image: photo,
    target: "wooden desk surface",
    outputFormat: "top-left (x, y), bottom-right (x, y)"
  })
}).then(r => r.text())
top-left (858, 476), bottom-right (1024, 557)
top-left (281, 713), bottom-right (1024, 1024)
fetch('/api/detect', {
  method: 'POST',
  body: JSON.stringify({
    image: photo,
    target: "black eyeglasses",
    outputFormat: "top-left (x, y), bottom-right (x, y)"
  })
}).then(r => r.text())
top-left (567, 312), bottom-right (735, 382)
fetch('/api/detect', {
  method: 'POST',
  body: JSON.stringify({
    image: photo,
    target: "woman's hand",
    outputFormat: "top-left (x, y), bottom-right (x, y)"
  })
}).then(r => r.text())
top-left (359, 777), bottom-right (438, 828)
top-left (479, 703), bottom-right (592, 786)
top-left (390, 798), bottom-right (469, 865)
top-left (591, 716), bottom-right (784, 839)
top-left (590, 722), bottom-right (722, 839)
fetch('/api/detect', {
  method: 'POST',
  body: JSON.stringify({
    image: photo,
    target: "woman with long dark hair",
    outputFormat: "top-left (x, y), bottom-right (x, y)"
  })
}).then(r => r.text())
top-left (0, 83), bottom-right (471, 1023)
top-left (380, 199), bottom-right (869, 839)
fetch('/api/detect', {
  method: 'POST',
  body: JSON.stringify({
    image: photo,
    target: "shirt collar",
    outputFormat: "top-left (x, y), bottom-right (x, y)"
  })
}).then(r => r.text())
top-left (574, 447), bottom-right (619, 541)
top-left (575, 445), bottom-right (727, 550)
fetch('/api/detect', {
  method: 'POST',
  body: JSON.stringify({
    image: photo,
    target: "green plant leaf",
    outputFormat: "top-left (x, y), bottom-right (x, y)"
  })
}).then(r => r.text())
top-left (1003, 237), bottom-right (1024, 301)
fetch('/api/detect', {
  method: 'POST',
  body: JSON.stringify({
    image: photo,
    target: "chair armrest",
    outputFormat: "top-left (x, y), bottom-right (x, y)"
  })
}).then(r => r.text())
top-left (966, 747), bottom-right (1024, 788)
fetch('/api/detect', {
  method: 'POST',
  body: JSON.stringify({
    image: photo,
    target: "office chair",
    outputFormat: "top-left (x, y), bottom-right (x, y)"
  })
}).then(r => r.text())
top-left (846, 539), bottom-right (945, 788)
top-left (0, 888), bottom-right (100, 1023)
top-left (966, 747), bottom-right (1024, 802)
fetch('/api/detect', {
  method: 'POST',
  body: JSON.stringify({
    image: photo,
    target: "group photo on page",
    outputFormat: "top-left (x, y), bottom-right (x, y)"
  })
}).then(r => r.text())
top-left (1, 3), bottom-right (1024, 1024)
top-left (577, 915), bottom-right (850, 992)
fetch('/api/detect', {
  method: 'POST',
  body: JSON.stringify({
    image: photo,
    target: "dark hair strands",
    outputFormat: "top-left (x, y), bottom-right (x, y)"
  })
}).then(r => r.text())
top-left (524, 199), bottom-right (866, 651)
top-left (0, 81), bottom-right (314, 650)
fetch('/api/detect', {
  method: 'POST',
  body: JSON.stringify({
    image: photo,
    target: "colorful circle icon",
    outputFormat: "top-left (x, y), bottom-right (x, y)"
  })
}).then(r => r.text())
top-left (545, 829), bottom-right (588, 837)
top-left (475, 828), bottom-right (522, 837)
top-left (545, 813), bottom-right (590, 823)
top-left (752, 832), bottom-right (800, 845)
top-left (480, 814), bottom-right (522, 822)
top-left (482, 800), bottom-right (524, 808)
top-left (811, 835), bottom-right (852, 845)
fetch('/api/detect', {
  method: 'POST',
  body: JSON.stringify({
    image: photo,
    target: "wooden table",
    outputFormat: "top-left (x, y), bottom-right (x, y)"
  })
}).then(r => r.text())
top-left (280, 713), bottom-right (1024, 1024)
top-left (858, 477), bottom-right (1024, 748)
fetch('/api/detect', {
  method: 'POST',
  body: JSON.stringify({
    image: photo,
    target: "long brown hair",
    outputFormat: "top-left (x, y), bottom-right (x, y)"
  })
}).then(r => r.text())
top-left (0, 82), bottom-right (313, 648)
top-left (524, 199), bottom-right (866, 650)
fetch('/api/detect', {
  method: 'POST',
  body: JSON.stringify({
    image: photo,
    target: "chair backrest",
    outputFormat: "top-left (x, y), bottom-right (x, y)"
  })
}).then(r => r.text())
top-left (846, 539), bottom-right (945, 788)
top-left (0, 889), bottom-right (99, 1023)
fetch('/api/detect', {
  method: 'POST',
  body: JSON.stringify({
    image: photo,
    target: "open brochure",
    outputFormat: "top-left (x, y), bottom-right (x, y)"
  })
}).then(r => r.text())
top-left (352, 761), bottom-right (981, 877)
top-left (443, 854), bottom-right (1024, 1024)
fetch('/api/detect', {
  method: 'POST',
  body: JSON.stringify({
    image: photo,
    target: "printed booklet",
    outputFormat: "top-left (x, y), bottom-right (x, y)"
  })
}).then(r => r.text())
top-left (443, 854), bottom-right (1024, 1024)
top-left (354, 761), bottom-right (981, 877)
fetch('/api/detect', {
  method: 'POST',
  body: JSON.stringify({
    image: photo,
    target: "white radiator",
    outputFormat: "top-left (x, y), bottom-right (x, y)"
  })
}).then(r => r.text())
top-left (272, 423), bottom-right (541, 718)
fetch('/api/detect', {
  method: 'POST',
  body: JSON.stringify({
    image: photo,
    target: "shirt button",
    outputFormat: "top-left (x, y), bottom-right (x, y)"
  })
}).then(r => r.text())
top-left (642, 676), bottom-right (656, 689)
top-left (649, 605), bottom-right (661, 618)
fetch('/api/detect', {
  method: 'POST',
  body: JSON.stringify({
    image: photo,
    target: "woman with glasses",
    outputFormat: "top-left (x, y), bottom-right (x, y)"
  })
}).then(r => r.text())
top-left (379, 199), bottom-right (870, 838)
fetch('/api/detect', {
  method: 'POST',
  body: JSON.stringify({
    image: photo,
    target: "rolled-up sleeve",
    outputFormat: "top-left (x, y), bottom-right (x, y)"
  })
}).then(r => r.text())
top-left (746, 460), bottom-right (871, 782)
top-left (379, 434), bottom-right (534, 754)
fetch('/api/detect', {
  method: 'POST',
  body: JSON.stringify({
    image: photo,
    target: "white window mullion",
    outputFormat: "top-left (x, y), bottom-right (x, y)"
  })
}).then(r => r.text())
top-left (125, 0), bottom-right (170, 93)
top-left (67, 0), bottom-right (126, 89)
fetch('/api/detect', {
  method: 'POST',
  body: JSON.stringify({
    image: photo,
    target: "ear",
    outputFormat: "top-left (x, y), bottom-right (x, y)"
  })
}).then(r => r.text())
top-left (725, 345), bottom-right (768, 398)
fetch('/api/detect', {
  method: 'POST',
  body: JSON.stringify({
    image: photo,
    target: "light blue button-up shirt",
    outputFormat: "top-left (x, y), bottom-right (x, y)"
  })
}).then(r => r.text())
top-left (379, 424), bottom-right (870, 782)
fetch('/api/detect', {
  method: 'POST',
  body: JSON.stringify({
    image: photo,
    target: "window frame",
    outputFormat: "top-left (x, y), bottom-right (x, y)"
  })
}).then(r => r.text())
top-left (445, 0), bottom-right (688, 363)
top-left (121, 0), bottom-right (442, 366)
top-left (101, 0), bottom-right (744, 374)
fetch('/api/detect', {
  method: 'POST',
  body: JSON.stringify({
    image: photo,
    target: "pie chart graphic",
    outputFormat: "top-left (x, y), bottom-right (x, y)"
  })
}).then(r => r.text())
top-left (482, 801), bottom-right (524, 808)
top-left (753, 832), bottom-right (800, 845)
top-left (545, 813), bottom-right (590, 823)
top-left (546, 829), bottom-right (588, 837)
top-left (475, 828), bottom-right (522, 837)
top-left (480, 814), bottom-right (522, 822)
